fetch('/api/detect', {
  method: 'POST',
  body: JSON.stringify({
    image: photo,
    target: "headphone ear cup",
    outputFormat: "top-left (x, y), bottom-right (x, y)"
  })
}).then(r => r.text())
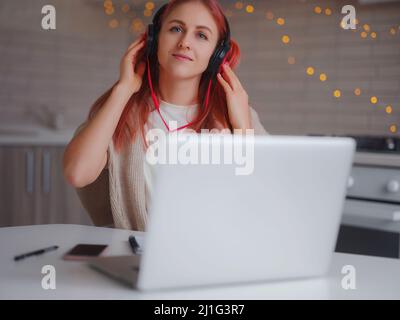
top-left (217, 48), bottom-right (229, 73)
top-left (206, 44), bottom-right (230, 79)
top-left (146, 4), bottom-right (167, 59)
top-left (146, 24), bottom-right (155, 57)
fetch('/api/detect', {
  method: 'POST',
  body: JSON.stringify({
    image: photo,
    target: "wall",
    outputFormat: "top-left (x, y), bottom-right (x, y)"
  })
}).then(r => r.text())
top-left (0, 0), bottom-right (399, 136)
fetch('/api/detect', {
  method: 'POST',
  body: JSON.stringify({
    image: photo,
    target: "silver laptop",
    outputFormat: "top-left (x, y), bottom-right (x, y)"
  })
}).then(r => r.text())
top-left (88, 134), bottom-right (355, 291)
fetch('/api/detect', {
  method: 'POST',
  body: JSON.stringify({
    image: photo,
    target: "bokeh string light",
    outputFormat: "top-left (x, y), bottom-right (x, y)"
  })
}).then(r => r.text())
top-left (258, 1), bottom-right (398, 134)
top-left (102, 0), bottom-right (156, 33)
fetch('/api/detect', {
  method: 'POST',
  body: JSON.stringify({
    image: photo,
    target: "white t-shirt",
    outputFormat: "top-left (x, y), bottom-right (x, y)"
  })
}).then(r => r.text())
top-left (142, 99), bottom-right (268, 213)
top-left (144, 99), bottom-right (199, 212)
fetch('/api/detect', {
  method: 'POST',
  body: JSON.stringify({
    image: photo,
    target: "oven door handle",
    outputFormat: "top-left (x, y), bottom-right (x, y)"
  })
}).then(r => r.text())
top-left (344, 199), bottom-right (400, 222)
top-left (392, 211), bottom-right (400, 222)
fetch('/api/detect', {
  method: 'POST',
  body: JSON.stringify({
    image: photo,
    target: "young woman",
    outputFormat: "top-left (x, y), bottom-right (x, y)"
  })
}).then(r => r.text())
top-left (63, 0), bottom-right (267, 231)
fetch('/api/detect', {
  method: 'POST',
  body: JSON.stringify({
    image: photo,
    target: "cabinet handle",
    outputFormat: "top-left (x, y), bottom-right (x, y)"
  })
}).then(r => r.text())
top-left (42, 151), bottom-right (51, 195)
top-left (25, 150), bottom-right (34, 195)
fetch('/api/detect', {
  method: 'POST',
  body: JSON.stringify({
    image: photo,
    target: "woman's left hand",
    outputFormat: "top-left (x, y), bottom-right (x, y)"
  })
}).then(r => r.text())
top-left (217, 63), bottom-right (252, 131)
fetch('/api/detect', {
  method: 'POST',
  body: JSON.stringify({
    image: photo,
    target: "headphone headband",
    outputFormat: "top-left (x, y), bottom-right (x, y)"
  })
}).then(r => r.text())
top-left (151, 4), bottom-right (167, 32)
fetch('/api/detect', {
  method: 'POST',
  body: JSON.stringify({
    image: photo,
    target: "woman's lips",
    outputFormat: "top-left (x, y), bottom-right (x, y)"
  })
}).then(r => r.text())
top-left (172, 54), bottom-right (192, 61)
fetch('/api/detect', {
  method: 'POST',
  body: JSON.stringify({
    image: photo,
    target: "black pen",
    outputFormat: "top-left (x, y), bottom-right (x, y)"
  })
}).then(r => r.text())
top-left (14, 245), bottom-right (59, 261)
top-left (128, 236), bottom-right (141, 255)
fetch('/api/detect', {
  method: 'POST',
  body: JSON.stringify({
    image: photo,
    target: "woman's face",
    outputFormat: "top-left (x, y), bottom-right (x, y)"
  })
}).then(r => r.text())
top-left (157, 1), bottom-right (220, 80)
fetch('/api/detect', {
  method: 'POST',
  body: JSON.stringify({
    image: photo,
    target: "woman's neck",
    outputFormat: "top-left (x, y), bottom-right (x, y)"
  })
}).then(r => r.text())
top-left (158, 70), bottom-right (200, 106)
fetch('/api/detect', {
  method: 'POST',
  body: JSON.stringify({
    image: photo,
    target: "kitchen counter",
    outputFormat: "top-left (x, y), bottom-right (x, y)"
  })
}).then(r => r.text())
top-left (0, 125), bottom-right (75, 146)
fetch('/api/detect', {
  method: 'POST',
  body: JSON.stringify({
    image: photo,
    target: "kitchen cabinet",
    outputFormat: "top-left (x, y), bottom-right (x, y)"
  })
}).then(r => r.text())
top-left (0, 146), bottom-right (92, 227)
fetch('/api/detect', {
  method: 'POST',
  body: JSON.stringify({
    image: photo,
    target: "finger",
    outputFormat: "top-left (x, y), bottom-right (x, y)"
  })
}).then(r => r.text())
top-left (127, 41), bottom-right (145, 60)
top-left (220, 68), bottom-right (237, 92)
top-left (217, 73), bottom-right (233, 94)
top-left (222, 64), bottom-right (242, 91)
top-left (127, 38), bottom-right (145, 51)
top-left (126, 42), bottom-right (145, 61)
top-left (128, 40), bottom-right (145, 54)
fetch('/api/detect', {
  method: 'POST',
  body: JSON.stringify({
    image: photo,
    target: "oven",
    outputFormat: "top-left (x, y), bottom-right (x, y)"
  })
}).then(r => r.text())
top-left (335, 136), bottom-right (400, 259)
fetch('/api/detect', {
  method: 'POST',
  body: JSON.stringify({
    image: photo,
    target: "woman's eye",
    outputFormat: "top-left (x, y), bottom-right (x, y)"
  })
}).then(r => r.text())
top-left (170, 26), bottom-right (182, 32)
top-left (198, 32), bottom-right (208, 40)
top-left (170, 26), bottom-right (208, 40)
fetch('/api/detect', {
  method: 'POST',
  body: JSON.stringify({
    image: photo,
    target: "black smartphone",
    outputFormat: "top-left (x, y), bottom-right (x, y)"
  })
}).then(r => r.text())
top-left (63, 244), bottom-right (108, 261)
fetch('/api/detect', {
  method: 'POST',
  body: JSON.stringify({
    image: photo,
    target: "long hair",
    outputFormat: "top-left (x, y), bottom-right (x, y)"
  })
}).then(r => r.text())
top-left (88, 0), bottom-right (241, 152)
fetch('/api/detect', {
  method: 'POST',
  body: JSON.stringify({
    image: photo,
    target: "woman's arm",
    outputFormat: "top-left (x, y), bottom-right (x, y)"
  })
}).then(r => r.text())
top-left (63, 37), bottom-right (146, 188)
top-left (63, 83), bottom-right (133, 188)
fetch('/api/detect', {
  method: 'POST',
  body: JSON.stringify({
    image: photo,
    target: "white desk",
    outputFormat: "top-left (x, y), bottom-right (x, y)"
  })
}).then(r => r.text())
top-left (1, 224), bottom-right (399, 299)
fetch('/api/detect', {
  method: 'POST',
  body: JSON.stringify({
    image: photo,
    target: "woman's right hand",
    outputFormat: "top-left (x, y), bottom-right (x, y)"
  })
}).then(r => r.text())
top-left (118, 37), bottom-right (146, 96)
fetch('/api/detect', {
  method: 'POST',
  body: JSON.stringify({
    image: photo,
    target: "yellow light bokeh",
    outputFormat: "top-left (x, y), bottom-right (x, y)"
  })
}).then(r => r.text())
top-left (105, 7), bottom-right (115, 15)
top-left (288, 56), bottom-right (295, 65)
top-left (386, 106), bottom-right (393, 114)
top-left (370, 96), bottom-right (378, 104)
top-left (314, 6), bottom-right (322, 14)
top-left (282, 35), bottom-right (290, 44)
top-left (145, 2), bottom-right (155, 10)
top-left (306, 67), bottom-right (315, 76)
top-left (361, 31), bottom-right (368, 38)
top-left (109, 19), bottom-right (119, 28)
top-left (131, 18), bottom-right (144, 32)
top-left (363, 24), bottom-right (370, 32)
top-left (104, 0), bottom-right (113, 9)
top-left (370, 32), bottom-right (377, 39)
top-left (276, 18), bottom-right (285, 26)
top-left (390, 27), bottom-right (396, 35)
top-left (144, 9), bottom-right (152, 17)
top-left (319, 73), bottom-right (327, 82)
top-left (246, 5), bottom-right (254, 13)
top-left (235, 1), bottom-right (243, 10)
top-left (389, 125), bottom-right (397, 133)
top-left (354, 88), bottom-right (361, 96)
top-left (333, 90), bottom-right (341, 98)
top-left (325, 8), bottom-right (332, 16)
top-left (122, 4), bottom-right (130, 13)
